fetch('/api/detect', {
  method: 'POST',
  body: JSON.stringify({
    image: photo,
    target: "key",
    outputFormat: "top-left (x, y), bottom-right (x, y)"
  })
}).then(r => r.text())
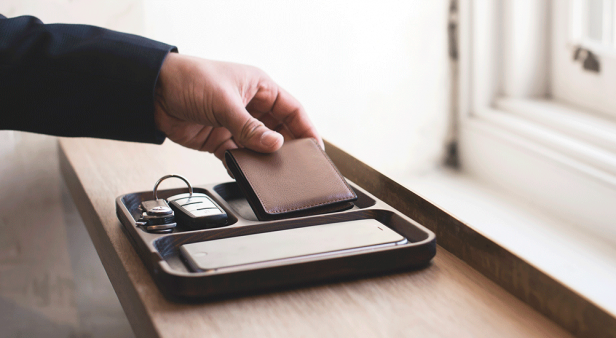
top-left (167, 193), bottom-right (228, 230)
top-left (138, 199), bottom-right (176, 233)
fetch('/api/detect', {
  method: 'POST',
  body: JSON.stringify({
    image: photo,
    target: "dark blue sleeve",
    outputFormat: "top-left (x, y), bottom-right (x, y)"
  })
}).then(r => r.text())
top-left (0, 15), bottom-right (177, 144)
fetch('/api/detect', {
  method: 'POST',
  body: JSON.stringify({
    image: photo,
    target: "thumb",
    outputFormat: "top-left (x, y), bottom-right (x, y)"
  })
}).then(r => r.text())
top-left (221, 103), bottom-right (284, 153)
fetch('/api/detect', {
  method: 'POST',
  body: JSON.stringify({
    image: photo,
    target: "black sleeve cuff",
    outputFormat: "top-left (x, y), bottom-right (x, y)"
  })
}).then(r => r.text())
top-left (0, 15), bottom-right (178, 144)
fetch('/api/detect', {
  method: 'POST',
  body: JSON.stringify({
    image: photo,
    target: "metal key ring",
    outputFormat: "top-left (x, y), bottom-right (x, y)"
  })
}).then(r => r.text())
top-left (153, 174), bottom-right (193, 200)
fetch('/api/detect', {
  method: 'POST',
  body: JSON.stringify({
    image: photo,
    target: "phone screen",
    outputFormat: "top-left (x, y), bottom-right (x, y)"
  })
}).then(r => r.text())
top-left (180, 219), bottom-right (407, 272)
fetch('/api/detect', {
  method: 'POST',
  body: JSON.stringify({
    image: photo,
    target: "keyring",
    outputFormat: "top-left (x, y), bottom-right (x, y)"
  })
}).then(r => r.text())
top-left (153, 174), bottom-right (193, 200)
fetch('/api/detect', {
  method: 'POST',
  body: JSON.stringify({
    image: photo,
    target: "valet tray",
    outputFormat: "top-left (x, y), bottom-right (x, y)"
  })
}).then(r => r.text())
top-left (115, 180), bottom-right (436, 301)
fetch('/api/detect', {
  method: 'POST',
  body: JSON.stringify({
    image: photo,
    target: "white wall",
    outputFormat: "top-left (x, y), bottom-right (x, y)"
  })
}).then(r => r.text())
top-left (2, 0), bottom-right (144, 35)
top-left (143, 0), bottom-right (450, 177)
top-left (3, 0), bottom-right (450, 177)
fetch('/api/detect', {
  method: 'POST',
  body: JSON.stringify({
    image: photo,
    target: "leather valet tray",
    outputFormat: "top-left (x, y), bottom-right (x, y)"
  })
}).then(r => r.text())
top-left (115, 180), bottom-right (436, 301)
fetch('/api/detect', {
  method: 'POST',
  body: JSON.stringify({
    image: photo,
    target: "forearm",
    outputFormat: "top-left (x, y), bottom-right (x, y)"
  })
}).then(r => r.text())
top-left (0, 14), bottom-right (176, 143)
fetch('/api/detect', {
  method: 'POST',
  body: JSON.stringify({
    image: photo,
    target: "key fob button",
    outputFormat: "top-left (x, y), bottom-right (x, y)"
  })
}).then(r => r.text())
top-left (167, 192), bottom-right (228, 230)
top-left (173, 198), bottom-right (193, 205)
top-left (183, 203), bottom-right (215, 212)
top-left (168, 193), bottom-right (209, 203)
top-left (190, 209), bottom-right (223, 217)
top-left (167, 193), bottom-right (192, 202)
top-left (180, 198), bottom-right (216, 209)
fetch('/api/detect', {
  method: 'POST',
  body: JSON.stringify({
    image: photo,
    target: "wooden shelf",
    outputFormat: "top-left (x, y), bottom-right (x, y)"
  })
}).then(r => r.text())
top-left (59, 137), bottom-right (575, 338)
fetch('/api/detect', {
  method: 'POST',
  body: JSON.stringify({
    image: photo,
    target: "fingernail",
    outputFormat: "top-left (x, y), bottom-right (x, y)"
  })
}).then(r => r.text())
top-left (260, 131), bottom-right (283, 148)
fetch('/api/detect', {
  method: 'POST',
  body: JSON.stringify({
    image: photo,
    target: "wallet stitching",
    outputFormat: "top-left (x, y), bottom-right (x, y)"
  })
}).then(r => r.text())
top-left (230, 139), bottom-right (357, 214)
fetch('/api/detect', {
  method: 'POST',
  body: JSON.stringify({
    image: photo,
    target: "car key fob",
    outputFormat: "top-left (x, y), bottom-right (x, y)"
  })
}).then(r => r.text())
top-left (167, 193), bottom-right (228, 230)
top-left (137, 199), bottom-right (177, 233)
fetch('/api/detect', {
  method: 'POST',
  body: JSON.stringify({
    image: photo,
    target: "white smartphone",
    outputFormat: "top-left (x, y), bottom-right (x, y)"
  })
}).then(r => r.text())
top-left (180, 219), bottom-right (407, 272)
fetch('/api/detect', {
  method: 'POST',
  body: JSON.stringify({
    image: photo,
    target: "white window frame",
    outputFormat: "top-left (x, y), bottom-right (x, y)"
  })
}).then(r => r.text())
top-left (553, 0), bottom-right (616, 118)
top-left (458, 0), bottom-right (616, 245)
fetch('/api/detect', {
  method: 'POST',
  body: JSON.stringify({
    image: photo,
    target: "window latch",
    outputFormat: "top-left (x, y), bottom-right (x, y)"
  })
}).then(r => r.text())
top-left (573, 46), bottom-right (600, 73)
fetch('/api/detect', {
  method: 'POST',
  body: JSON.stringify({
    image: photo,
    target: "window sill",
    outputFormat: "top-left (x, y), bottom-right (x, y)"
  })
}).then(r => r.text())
top-left (396, 167), bottom-right (616, 318)
top-left (494, 97), bottom-right (616, 160)
top-left (460, 97), bottom-right (616, 249)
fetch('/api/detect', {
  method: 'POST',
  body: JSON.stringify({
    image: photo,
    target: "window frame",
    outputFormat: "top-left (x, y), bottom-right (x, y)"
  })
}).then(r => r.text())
top-left (552, 0), bottom-right (616, 118)
top-left (458, 0), bottom-right (616, 245)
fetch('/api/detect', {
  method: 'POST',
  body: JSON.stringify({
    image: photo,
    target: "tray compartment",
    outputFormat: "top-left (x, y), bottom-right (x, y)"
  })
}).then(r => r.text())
top-left (120, 187), bottom-right (239, 233)
top-left (152, 208), bottom-right (432, 274)
top-left (115, 180), bottom-right (436, 301)
top-left (213, 182), bottom-right (376, 221)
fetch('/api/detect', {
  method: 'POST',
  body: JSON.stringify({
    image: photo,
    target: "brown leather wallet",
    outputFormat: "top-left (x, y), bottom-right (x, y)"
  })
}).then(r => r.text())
top-left (224, 138), bottom-right (357, 220)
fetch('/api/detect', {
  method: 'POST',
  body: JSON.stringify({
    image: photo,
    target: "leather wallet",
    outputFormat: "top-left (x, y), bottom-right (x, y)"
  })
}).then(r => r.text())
top-left (225, 138), bottom-right (357, 220)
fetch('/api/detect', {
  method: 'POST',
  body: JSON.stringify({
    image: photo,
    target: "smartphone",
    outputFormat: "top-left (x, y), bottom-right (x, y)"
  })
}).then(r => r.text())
top-left (180, 219), bottom-right (407, 272)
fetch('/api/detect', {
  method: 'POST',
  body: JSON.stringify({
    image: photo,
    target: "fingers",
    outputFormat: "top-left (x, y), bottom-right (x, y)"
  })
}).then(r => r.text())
top-left (198, 127), bottom-right (232, 153)
top-left (271, 88), bottom-right (323, 148)
top-left (247, 83), bottom-right (323, 149)
top-left (257, 112), bottom-right (296, 141)
top-left (217, 99), bottom-right (284, 153)
top-left (158, 57), bottom-right (322, 156)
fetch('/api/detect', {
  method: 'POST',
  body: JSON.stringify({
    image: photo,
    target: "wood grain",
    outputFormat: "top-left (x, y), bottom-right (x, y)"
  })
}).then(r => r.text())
top-left (59, 137), bottom-right (572, 338)
top-left (325, 140), bottom-right (616, 338)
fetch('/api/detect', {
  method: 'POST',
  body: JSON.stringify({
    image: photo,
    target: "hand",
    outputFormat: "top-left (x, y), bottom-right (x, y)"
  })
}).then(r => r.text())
top-left (153, 53), bottom-right (323, 160)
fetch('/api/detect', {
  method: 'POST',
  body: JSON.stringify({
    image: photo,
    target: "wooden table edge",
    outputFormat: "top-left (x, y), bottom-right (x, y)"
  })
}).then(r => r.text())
top-left (59, 140), bottom-right (163, 338)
